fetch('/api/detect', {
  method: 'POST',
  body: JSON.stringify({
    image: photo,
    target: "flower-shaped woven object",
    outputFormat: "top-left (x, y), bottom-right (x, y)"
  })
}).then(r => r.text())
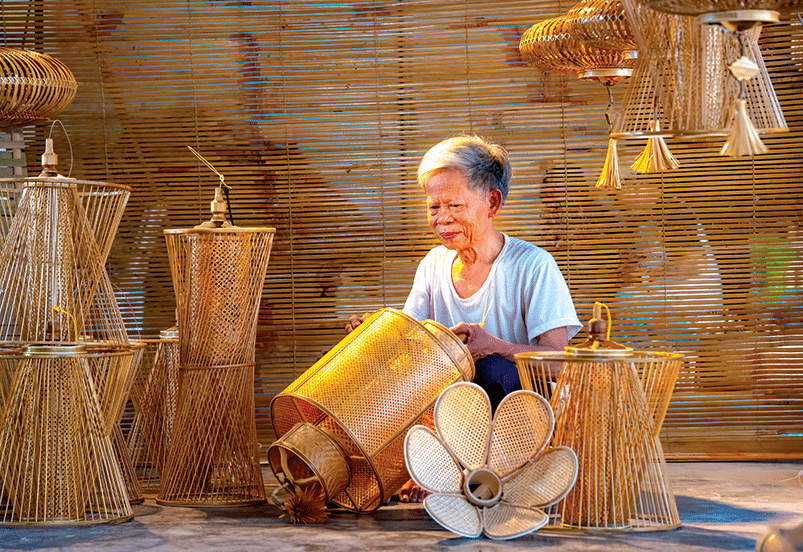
top-left (404, 382), bottom-right (578, 540)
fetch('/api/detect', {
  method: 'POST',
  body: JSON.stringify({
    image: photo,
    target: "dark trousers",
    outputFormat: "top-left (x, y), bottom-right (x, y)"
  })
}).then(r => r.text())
top-left (472, 354), bottom-right (551, 413)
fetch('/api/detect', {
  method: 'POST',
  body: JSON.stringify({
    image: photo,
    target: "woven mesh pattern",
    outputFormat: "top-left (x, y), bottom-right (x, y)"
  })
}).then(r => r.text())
top-left (515, 351), bottom-right (682, 530)
top-left (503, 446), bottom-right (579, 507)
top-left (566, 0), bottom-right (636, 50)
top-left (158, 363), bottom-right (265, 505)
top-left (269, 308), bottom-right (472, 512)
top-left (405, 426), bottom-right (462, 493)
top-left (0, 179), bottom-right (22, 247)
top-left (488, 392), bottom-right (553, 477)
top-left (483, 503), bottom-right (549, 540)
top-left (519, 16), bottom-right (636, 75)
top-left (613, 2), bottom-right (785, 137)
top-left (127, 337), bottom-right (180, 487)
top-left (435, 382), bottom-right (490, 470)
top-left (0, 48), bottom-right (77, 129)
top-left (165, 229), bottom-right (274, 368)
top-left (0, 351), bottom-right (131, 524)
top-left (424, 494), bottom-right (482, 538)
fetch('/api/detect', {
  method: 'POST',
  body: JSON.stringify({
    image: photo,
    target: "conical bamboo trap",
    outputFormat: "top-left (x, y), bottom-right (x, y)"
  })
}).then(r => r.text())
top-left (157, 220), bottom-right (275, 506)
top-left (126, 328), bottom-right (180, 491)
top-left (268, 308), bottom-right (475, 514)
top-left (0, 344), bottom-right (133, 524)
top-left (514, 350), bottom-right (683, 530)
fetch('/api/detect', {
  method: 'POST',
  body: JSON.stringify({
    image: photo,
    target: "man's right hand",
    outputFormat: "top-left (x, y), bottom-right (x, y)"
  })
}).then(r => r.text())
top-left (345, 312), bottom-right (371, 333)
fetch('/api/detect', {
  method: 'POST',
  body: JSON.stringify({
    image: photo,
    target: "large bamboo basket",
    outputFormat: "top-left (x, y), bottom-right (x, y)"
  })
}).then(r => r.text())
top-left (268, 308), bottom-right (474, 513)
top-left (0, 344), bottom-right (132, 524)
top-left (515, 350), bottom-right (683, 531)
top-left (157, 224), bottom-right (274, 506)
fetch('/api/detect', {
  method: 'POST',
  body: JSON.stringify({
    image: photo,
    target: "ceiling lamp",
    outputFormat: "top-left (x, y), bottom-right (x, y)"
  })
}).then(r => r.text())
top-left (565, 0), bottom-right (637, 51)
top-left (641, 0), bottom-right (802, 31)
top-left (520, 15), bottom-right (637, 86)
top-left (0, 48), bottom-right (77, 129)
top-left (612, 0), bottom-right (786, 157)
top-left (520, 15), bottom-right (638, 189)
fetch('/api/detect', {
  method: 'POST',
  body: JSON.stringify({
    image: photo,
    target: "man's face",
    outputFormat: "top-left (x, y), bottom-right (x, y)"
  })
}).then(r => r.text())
top-left (424, 168), bottom-right (495, 252)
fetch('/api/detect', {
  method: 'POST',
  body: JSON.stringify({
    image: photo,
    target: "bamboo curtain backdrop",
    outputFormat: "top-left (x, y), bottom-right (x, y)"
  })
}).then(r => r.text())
top-left (1, 0), bottom-right (801, 458)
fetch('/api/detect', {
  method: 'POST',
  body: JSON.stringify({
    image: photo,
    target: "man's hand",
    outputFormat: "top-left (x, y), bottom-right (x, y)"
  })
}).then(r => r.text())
top-left (345, 312), bottom-right (372, 333)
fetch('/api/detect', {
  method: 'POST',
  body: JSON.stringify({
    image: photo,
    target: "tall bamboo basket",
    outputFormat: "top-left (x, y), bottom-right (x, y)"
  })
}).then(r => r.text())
top-left (157, 214), bottom-right (274, 506)
top-left (268, 308), bottom-right (474, 514)
top-left (126, 328), bottom-right (180, 491)
top-left (0, 344), bottom-right (132, 524)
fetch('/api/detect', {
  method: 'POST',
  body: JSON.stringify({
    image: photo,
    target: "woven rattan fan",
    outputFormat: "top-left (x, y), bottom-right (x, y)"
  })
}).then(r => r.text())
top-left (404, 382), bottom-right (578, 540)
top-left (268, 308), bottom-right (475, 515)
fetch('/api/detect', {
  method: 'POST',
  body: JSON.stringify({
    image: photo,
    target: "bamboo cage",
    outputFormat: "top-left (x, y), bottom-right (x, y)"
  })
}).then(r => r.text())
top-left (268, 308), bottom-right (474, 514)
top-left (157, 213), bottom-right (275, 506)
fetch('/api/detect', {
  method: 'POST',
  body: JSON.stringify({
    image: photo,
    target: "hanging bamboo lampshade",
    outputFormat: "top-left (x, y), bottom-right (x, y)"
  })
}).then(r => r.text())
top-left (565, 0), bottom-right (638, 51)
top-left (612, 0), bottom-right (786, 141)
top-left (157, 189), bottom-right (275, 506)
top-left (268, 308), bottom-right (474, 514)
top-left (514, 303), bottom-right (684, 531)
top-left (520, 16), bottom-right (637, 86)
top-left (0, 48), bottom-right (77, 129)
top-left (641, 0), bottom-right (802, 30)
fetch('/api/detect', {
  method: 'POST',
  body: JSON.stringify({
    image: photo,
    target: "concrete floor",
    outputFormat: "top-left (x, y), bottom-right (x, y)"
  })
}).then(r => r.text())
top-left (0, 462), bottom-right (801, 552)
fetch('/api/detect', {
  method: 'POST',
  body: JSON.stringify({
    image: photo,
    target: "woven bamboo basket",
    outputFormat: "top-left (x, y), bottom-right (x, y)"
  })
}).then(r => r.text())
top-left (515, 350), bottom-right (683, 531)
top-left (157, 222), bottom-right (274, 506)
top-left (0, 344), bottom-right (133, 524)
top-left (268, 308), bottom-right (474, 513)
top-left (125, 329), bottom-right (180, 491)
top-left (0, 48), bottom-right (77, 129)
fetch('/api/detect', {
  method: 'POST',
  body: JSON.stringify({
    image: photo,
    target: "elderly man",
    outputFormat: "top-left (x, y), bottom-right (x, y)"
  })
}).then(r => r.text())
top-left (348, 135), bottom-right (581, 502)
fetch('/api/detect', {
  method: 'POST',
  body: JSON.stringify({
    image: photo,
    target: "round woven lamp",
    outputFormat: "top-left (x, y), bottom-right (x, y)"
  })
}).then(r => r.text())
top-left (0, 48), bottom-right (77, 129)
top-left (565, 0), bottom-right (637, 51)
top-left (268, 308), bottom-right (474, 515)
top-left (520, 15), bottom-right (637, 86)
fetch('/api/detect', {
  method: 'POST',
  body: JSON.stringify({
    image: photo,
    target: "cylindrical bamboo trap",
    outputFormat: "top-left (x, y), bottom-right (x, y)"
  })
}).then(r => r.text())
top-left (268, 308), bottom-right (474, 514)
top-left (158, 211), bottom-right (275, 506)
top-left (0, 344), bottom-right (132, 524)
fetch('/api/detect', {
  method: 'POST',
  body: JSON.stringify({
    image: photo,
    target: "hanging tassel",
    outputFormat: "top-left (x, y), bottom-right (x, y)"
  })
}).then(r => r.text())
top-left (278, 485), bottom-right (329, 524)
top-left (595, 138), bottom-right (621, 190)
top-left (721, 98), bottom-right (768, 157)
top-left (631, 120), bottom-right (679, 173)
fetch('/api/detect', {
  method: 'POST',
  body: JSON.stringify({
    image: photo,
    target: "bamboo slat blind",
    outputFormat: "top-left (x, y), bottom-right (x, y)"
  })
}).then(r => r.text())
top-left (2, 0), bottom-right (801, 458)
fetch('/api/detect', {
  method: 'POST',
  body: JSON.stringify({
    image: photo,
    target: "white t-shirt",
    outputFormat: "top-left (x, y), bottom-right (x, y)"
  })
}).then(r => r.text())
top-left (403, 234), bottom-right (582, 345)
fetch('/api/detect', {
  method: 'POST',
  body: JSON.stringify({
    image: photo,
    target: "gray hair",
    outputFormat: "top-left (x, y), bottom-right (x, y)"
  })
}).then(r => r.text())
top-left (417, 135), bottom-right (511, 204)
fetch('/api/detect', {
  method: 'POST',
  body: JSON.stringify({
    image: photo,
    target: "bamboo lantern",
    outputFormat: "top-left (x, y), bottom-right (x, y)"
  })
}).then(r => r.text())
top-left (613, 0), bottom-right (787, 148)
top-left (268, 308), bottom-right (474, 514)
top-left (0, 48), bottom-right (77, 130)
top-left (0, 344), bottom-right (132, 524)
top-left (158, 190), bottom-right (274, 506)
top-left (641, 0), bottom-right (802, 29)
top-left (0, 141), bottom-right (141, 522)
top-left (404, 382), bottom-right (578, 540)
top-left (126, 327), bottom-right (180, 491)
top-left (514, 303), bottom-right (683, 531)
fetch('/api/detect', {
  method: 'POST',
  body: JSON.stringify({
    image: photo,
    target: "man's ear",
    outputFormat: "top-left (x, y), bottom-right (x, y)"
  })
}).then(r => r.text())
top-left (488, 189), bottom-right (503, 216)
